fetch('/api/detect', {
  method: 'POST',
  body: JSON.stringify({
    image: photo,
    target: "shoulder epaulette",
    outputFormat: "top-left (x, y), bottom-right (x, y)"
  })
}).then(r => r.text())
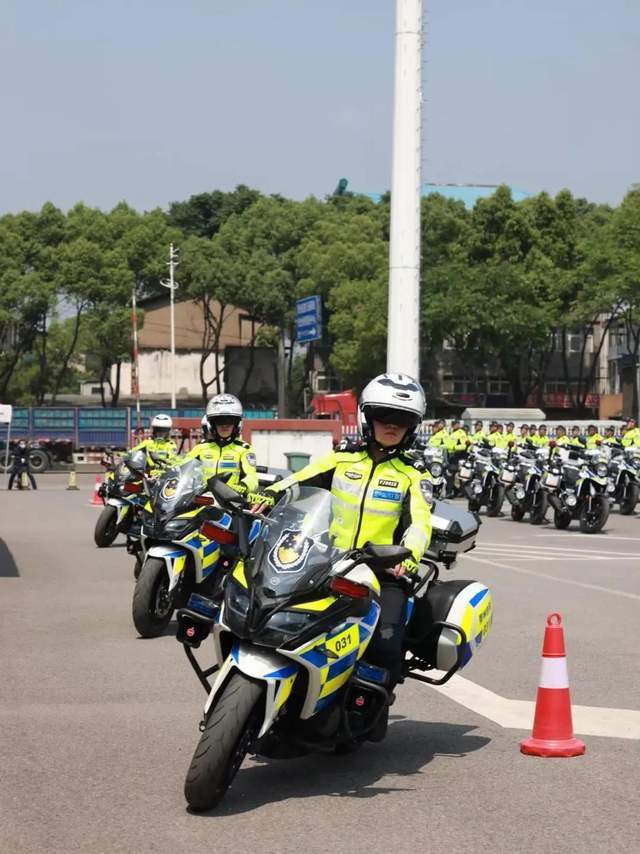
top-left (234, 439), bottom-right (250, 449)
top-left (400, 451), bottom-right (426, 472)
top-left (335, 437), bottom-right (365, 452)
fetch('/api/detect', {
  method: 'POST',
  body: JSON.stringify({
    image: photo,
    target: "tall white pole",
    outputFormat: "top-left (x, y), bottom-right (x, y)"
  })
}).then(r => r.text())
top-left (161, 244), bottom-right (179, 410)
top-left (387, 0), bottom-right (422, 377)
top-left (131, 288), bottom-right (141, 433)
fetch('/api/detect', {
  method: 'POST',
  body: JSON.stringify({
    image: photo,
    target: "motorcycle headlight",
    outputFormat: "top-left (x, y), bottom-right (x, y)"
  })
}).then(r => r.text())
top-left (164, 519), bottom-right (195, 537)
top-left (258, 610), bottom-right (316, 647)
top-left (430, 462), bottom-right (443, 477)
top-left (597, 464), bottom-right (608, 478)
top-left (473, 483), bottom-right (483, 495)
top-left (566, 493), bottom-right (578, 507)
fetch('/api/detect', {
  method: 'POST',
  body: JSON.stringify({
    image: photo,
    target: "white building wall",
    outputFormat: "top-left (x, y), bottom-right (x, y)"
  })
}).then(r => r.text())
top-left (114, 351), bottom-right (225, 397)
top-left (249, 429), bottom-right (335, 469)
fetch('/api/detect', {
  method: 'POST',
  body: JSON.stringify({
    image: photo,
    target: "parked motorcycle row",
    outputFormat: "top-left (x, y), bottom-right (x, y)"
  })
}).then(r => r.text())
top-left (417, 440), bottom-right (640, 534)
top-left (92, 444), bottom-right (492, 811)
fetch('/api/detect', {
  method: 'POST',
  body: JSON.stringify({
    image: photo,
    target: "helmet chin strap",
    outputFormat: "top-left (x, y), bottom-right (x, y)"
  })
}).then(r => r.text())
top-left (367, 438), bottom-right (401, 459)
top-left (212, 429), bottom-right (234, 446)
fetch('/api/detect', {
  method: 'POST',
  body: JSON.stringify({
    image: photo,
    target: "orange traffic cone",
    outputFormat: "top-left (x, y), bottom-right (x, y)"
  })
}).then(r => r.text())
top-left (90, 475), bottom-right (103, 507)
top-left (520, 612), bottom-right (585, 757)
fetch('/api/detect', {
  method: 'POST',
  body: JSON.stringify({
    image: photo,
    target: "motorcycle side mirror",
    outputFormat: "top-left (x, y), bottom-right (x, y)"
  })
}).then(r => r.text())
top-left (207, 476), bottom-right (245, 508)
top-left (360, 542), bottom-right (412, 569)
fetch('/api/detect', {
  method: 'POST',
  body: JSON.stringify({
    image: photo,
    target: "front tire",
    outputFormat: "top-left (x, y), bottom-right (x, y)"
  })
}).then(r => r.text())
top-left (486, 485), bottom-right (504, 517)
top-left (554, 509), bottom-right (572, 530)
top-left (579, 497), bottom-right (609, 533)
top-left (184, 673), bottom-right (264, 812)
top-left (619, 483), bottom-right (639, 516)
top-left (132, 557), bottom-right (174, 637)
top-left (529, 491), bottom-right (548, 525)
top-left (94, 505), bottom-right (119, 547)
top-left (511, 503), bottom-right (525, 522)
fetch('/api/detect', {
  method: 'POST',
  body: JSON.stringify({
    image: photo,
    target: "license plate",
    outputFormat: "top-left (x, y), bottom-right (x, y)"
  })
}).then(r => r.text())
top-left (500, 471), bottom-right (515, 484)
top-left (460, 466), bottom-right (472, 479)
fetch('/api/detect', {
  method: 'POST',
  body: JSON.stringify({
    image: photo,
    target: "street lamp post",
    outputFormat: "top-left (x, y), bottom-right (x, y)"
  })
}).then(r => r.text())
top-left (161, 244), bottom-right (179, 410)
top-left (387, 0), bottom-right (422, 378)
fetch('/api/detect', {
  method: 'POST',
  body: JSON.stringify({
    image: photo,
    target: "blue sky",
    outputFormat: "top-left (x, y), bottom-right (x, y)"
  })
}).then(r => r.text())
top-left (1, 0), bottom-right (638, 214)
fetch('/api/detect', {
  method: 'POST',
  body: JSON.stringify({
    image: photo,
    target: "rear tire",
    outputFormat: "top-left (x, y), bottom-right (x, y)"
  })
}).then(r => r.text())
top-left (132, 557), bottom-right (174, 637)
top-left (579, 497), bottom-right (609, 533)
top-left (28, 449), bottom-right (49, 473)
top-left (554, 509), bottom-right (572, 530)
top-left (94, 505), bottom-right (119, 547)
top-left (184, 673), bottom-right (264, 812)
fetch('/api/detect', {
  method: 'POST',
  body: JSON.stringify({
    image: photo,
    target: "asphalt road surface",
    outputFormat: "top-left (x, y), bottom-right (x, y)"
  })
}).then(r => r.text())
top-left (1, 474), bottom-right (639, 854)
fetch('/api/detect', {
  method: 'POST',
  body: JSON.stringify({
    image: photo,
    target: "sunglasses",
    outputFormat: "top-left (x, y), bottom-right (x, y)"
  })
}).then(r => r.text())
top-left (210, 417), bottom-right (239, 427)
top-left (369, 408), bottom-right (418, 427)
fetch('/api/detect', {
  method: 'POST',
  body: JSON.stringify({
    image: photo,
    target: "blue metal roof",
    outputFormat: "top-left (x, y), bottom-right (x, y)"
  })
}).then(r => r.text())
top-left (361, 183), bottom-right (532, 208)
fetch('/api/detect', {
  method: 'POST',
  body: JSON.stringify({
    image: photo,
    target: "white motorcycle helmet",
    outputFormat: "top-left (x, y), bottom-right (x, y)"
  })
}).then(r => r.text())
top-left (205, 394), bottom-right (243, 446)
top-left (359, 373), bottom-right (426, 450)
top-left (151, 413), bottom-right (173, 439)
top-left (200, 415), bottom-right (209, 441)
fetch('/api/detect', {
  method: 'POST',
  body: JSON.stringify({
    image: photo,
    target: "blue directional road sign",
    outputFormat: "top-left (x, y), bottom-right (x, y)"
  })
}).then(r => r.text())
top-left (295, 295), bottom-right (322, 343)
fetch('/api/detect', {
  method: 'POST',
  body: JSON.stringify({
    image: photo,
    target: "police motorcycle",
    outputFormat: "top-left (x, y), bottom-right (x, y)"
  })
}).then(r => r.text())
top-left (408, 440), bottom-right (447, 499)
top-left (604, 445), bottom-right (640, 515)
top-left (459, 444), bottom-right (506, 516)
top-left (541, 447), bottom-right (610, 533)
top-left (129, 457), bottom-right (240, 638)
top-left (503, 446), bottom-right (549, 525)
top-left (94, 449), bottom-right (148, 548)
top-left (175, 481), bottom-right (490, 811)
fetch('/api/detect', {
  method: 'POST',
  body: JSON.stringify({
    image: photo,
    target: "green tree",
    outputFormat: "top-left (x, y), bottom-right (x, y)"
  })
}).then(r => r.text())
top-left (167, 185), bottom-right (261, 239)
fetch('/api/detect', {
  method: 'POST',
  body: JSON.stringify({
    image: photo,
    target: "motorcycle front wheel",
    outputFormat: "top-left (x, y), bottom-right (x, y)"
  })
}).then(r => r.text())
top-left (132, 557), bottom-right (174, 637)
top-left (486, 485), bottom-right (504, 517)
top-left (554, 509), bottom-right (572, 530)
top-left (185, 672), bottom-right (264, 812)
top-left (579, 497), bottom-right (609, 534)
top-left (94, 505), bottom-right (119, 547)
top-left (529, 491), bottom-right (548, 526)
top-left (619, 484), bottom-right (639, 516)
top-left (510, 503), bottom-right (525, 522)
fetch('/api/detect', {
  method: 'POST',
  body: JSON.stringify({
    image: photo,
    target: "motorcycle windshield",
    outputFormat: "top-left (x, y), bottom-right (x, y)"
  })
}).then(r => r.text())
top-left (152, 458), bottom-right (208, 523)
top-left (246, 486), bottom-right (337, 599)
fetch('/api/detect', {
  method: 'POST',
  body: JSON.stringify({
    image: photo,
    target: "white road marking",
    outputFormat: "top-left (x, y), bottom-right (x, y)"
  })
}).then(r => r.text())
top-left (427, 674), bottom-right (640, 739)
top-left (475, 548), bottom-right (625, 562)
top-left (462, 554), bottom-right (640, 601)
top-left (536, 533), bottom-right (640, 543)
top-left (480, 541), bottom-right (637, 558)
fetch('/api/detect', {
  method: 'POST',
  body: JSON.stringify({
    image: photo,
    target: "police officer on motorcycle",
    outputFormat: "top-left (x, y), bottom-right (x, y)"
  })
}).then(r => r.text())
top-left (185, 394), bottom-right (258, 495)
top-left (253, 373), bottom-right (433, 738)
top-left (131, 413), bottom-right (178, 469)
top-left (622, 419), bottom-right (640, 448)
top-left (8, 440), bottom-right (37, 490)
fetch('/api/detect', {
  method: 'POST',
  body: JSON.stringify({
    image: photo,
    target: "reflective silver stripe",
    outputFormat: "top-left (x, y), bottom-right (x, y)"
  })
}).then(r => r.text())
top-left (366, 505), bottom-right (401, 518)
top-left (332, 475), bottom-right (363, 497)
top-left (331, 494), bottom-right (358, 512)
top-left (403, 524), bottom-right (428, 550)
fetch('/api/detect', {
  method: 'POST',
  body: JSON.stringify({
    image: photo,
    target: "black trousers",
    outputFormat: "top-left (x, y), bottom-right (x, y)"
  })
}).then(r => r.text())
top-left (365, 581), bottom-right (409, 689)
top-left (8, 469), bottom-right (37, 489)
